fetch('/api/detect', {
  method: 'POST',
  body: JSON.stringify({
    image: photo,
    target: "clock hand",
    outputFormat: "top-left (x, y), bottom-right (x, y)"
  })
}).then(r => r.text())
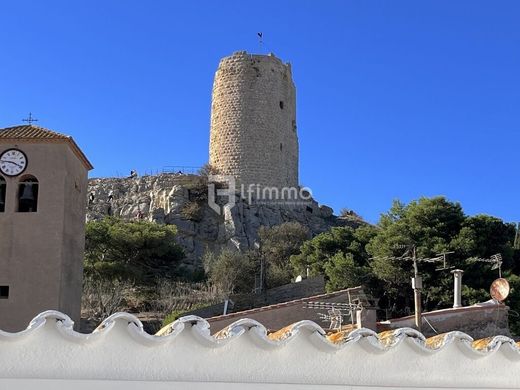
top-left (0, 159), bottom-right (23, 168)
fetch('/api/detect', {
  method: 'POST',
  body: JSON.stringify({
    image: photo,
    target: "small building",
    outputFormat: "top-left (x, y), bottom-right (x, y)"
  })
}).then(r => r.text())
top-left (379, 300), bottom-right (510, 339)
top-left (204, 286), bottom-right (378, 333)
top-left (0, 124), bottom-right (93, 331)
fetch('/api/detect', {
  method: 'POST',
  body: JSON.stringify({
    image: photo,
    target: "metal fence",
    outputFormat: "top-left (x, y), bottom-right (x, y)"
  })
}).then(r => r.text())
top-left (162, 166), bottom-right (202, 175)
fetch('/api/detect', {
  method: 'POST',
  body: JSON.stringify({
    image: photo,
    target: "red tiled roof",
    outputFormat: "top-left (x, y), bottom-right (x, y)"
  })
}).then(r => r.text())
top-left (0, 125), bottom-right (71, 140)
top-left (206, 286), bottom-right (364, 322)
top-left (0, 125), bottom-right (93, 170)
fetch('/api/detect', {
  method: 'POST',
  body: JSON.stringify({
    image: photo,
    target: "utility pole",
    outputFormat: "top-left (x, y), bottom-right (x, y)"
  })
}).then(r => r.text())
top-left (371, 247), bottom-right (451, 333)
top-left (514, 223), bottom-right (520, 250)
top-left (254, 241), bottom-right (266, 293)
top-left (410, 247), bottom-right (422, 332)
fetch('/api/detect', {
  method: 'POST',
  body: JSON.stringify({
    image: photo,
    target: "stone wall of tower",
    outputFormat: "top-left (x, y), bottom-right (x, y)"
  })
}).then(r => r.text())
top-left (209, 51), bottom-right (299, 189)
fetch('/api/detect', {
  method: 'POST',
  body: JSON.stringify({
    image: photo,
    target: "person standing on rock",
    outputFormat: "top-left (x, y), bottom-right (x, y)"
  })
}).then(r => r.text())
top-left (108, 190), bottom-right (114, 202)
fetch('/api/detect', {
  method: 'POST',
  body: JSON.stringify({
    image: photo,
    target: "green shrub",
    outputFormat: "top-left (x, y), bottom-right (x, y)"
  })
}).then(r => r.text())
top-left (180, 201), bottom-right (204, 221)
top-left (84, 217), bottom-right (185, 284)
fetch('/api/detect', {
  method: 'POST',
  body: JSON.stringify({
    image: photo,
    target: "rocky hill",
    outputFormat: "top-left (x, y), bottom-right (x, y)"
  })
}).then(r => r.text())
top-left (87, 173), bottom-right (364, 268)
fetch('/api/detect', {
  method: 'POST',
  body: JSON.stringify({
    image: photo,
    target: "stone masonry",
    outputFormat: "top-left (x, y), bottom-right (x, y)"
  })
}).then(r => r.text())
top-left (209, 51), bottom-right (298, 189)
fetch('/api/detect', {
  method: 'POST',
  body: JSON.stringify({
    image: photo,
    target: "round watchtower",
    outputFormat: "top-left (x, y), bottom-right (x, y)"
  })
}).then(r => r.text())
top-left (209, 51), bottom-right (299, 190)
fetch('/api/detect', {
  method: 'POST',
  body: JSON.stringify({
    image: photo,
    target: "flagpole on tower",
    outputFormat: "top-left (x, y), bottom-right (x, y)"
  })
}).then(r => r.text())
top-left (257, 32), bottom-right (263, 52)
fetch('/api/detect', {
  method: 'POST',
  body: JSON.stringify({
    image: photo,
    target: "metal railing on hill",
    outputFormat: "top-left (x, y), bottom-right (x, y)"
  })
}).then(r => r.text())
top-left (97, 166), bottom-right (203, 179)
top-left (162, 166), bottom-right (202, 175)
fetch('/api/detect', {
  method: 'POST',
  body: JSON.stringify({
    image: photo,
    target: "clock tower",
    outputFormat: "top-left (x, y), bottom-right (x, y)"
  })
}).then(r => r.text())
top-left (0, 124), bottom-right (93, 331)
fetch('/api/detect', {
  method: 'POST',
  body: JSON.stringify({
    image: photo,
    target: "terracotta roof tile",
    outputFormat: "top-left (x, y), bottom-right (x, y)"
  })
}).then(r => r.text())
top-left (0, 125), bottom-right (70, 140)
top-left (2, 310), bottom-right (515, 356)
top-left (0, 124), bottom-right (93, 170)
top-left (325, 324), bottom-right (357, 344)
top-left (268, 324), bottom-right (297, 341)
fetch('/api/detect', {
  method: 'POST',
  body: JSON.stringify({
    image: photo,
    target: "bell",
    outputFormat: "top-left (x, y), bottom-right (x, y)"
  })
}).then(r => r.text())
top-left (20, 183), bottom-right (35, 201)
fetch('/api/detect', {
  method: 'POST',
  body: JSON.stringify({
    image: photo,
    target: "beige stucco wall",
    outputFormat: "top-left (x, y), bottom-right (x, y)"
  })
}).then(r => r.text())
top-left (0, 141), bottom-right (88, 331)
top-left (209, 51), bottom-right (299, 189)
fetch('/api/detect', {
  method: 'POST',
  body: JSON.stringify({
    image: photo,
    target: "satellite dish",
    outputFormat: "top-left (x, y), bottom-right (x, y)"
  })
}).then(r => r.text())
top-left (295, 275), bottom-right (303, 283)
top-left (490, 278), bottom-right (510, 302)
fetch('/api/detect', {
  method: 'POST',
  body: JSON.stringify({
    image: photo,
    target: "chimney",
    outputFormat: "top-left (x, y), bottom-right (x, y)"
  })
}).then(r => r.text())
top-left (356, 309), bottom-right (362, 328)
top-left (355, 308), bottom-right (377, 331)
top-left (451, 269), bottom-right (464, 308)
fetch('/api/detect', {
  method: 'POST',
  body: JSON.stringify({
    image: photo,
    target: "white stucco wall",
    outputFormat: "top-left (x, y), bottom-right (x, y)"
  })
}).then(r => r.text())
top-left (1, 311), bottom-right (519, 389)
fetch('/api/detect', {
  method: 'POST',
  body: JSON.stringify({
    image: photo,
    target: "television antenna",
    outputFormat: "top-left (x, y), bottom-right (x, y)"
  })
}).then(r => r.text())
top-left (305, 302), bottom-right (363, 330)
top-left (433, 251), bottom-right (455, 271)
top-left (467, 253), bottom-right (503, 278)
top-left (370, 246), bottom-right (454, 332)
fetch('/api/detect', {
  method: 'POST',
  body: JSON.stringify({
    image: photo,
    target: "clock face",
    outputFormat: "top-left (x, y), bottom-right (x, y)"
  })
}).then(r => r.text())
top-left (0, 149), bottom-right (27, 177)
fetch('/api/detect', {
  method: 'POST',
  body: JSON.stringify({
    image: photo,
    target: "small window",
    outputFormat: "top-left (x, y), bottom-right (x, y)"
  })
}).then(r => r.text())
top-left (0, 286), bottom-right (9, 299)
top-left (0, 176), bottom-right (5, 212)
top-left (279, 101), bottom-right (284, 109)
top-left (280, 143), bottom-right (283, 152)
top-left (18, 176), bottom-right (38, 213)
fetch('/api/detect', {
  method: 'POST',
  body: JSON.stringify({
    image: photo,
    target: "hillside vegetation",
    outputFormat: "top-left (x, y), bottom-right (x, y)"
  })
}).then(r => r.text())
top-left (82, 196), bottom-right (520, 333)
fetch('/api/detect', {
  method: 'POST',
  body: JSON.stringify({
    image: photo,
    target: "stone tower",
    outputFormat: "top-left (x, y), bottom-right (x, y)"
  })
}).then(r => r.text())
top-left (209, 51), bottom-right (299, 189)
top-left (0, 125), bottom-right (92, 331)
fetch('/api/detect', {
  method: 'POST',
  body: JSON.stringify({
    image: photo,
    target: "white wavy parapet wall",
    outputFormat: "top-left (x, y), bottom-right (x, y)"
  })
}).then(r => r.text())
top-left (1, 311), bottom-right (520, 390)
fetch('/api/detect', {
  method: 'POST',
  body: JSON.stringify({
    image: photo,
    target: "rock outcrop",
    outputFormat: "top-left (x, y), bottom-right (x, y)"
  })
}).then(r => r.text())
top-left (87, 173), bottom-right (363, 268)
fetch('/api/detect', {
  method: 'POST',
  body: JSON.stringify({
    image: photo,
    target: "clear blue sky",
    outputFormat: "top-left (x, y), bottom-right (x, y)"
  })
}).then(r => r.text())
top-left (1, 1), bottom-right (518, 224)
